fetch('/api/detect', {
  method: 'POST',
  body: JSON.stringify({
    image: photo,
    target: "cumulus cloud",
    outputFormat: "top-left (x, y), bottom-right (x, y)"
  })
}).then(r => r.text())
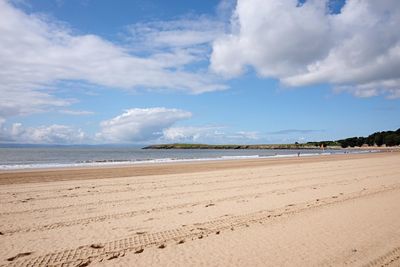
top-left (0, 113), bottom-right (323, 145)
top-left (0, 0), bottom-right (226, 121)
top-left (0, 107), bottom-right (192, 144)
top-left (0, 123), bottom-right (86, 144)
top-left (162, 126), bottom-right (226, 143)
top-left (96, 109), bottom-right (264, 144)
top-left (96, 108), bottom-right (192, 143)
top-left (0, 107), bottom-right (265, 145)
top-left (211, 0), bottom-right (400, 98)
top-left (162, 126), bottom-right (262, 144)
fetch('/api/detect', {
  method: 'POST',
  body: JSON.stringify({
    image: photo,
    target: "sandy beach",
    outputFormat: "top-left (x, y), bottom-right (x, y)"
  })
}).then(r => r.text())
top-left (0, 152), bottom-right (399, 266)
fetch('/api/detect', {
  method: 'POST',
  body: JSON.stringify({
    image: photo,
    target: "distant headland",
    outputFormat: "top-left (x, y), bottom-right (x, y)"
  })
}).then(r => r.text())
top-left (143, 128), bottom-right (400, 149)
top-left (143, 143), bottom-right (338, 150)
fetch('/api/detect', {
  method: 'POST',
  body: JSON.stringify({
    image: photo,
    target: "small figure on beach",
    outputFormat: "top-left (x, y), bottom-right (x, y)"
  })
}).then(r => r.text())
top-left (297, 152), bottom-right (300, 157)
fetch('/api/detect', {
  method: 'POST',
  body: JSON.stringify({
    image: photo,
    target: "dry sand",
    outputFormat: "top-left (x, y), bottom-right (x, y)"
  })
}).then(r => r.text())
top-left (0, 152), bottom-right (399, 266)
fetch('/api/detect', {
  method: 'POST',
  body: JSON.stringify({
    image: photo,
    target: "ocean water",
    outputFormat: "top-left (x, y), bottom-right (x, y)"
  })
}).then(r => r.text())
top-left (0, 146), bottom-right (366, 170)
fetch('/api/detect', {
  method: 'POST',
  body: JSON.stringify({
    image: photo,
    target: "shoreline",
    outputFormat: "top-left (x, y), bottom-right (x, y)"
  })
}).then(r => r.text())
top-left (0, 148), bottom-right (380, 172)
top-left (0, 150), bottom-right (395, 185)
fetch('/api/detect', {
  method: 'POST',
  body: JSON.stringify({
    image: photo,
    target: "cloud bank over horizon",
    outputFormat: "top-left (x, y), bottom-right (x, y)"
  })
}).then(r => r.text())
top-left (0, 107), bottom-right (270, 145)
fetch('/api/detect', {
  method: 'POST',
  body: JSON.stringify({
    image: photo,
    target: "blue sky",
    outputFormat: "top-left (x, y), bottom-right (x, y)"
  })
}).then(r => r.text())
top-left (0, 0), bottom-right (399, 144)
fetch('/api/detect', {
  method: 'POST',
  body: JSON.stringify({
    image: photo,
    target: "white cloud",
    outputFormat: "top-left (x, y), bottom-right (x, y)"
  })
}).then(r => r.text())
top-left (0, 88), bottom-right (72, 121)
top-left (96, 108), bottom-right (192, 143)
top-left (269, 129), bottom-right (324, 135)
top-left (126, 16), bottom-right (225, 50)
top-left (162, 126), bottom-right (262, 144)
top-left (228, 131), bottom-right (260, 140)
top-left (0, 107), bottom-right (193, 144)
top-left (59, 109), bottom-right (94, 115)
top-left (162, 126), bottom-right (225, 143)
top-left (211, 0), bottom-right (400, 98)
top-left (0, 108), bottom-right (266, 144)
top-left (97, 110), bottom-right (264, 144)
top-left (124, 16), bottom-right (228, 84)
top-left (0, 0), bottom-right (226, 121)
top-left (216, 0), bottom-right (237, 21)
top-left (0, 123), bottom-right (86, 144)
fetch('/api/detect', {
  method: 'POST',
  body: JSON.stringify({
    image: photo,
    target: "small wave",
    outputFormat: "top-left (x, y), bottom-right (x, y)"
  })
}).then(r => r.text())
top-left (0, 150), bottom-right (373, 170)
top-left (220, 155), bottom-right (260, 159)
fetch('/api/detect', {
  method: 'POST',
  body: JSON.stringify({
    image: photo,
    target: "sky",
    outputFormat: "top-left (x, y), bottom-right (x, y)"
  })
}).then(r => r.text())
top-left (0, 0), bottom-right (399, 145)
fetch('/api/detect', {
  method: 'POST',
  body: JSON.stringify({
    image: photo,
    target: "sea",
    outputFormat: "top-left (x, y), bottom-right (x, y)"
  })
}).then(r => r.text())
top-left (0, 146), bottom-right (370, 170)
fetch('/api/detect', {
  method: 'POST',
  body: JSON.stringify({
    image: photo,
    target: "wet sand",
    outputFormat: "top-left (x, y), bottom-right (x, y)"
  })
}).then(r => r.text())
top-left (0, 152), bottom-right (399, 266)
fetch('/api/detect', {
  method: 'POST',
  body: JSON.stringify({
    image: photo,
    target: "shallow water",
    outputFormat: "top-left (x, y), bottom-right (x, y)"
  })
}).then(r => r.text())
top-left (0, 146), bottom-right (365, 170)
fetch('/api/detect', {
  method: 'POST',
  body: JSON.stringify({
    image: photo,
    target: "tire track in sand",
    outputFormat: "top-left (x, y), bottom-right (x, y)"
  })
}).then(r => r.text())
top-left (1, 167), bottom-right (389, 217)
top-left (2, 175), bottom-right (381, 235)
top-left (1, 163), bottom-right (391, 205)
top-left (362, 246), bottom-right (400, 267)
top-left (3, 183), bottom-right (400, 267)
top-left (2, 161), bottom-right (388, 197)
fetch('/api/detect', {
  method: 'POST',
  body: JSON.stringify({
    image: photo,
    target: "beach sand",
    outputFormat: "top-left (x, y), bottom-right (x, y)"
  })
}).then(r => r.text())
top-left (0, 152), bottom-right (399, 266)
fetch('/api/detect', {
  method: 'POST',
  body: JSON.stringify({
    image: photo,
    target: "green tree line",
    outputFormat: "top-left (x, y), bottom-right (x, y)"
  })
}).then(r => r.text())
top-left (337, 128), bottom-right (400, 148)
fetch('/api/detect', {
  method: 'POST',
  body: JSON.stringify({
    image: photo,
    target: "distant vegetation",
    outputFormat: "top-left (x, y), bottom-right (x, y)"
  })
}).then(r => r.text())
top-left (305, 141), bottom-right (340, 148)
top-left (337, 128), bottom-right (400, 148)
top-left (143, 143), bottom-right (328, 150)
top-left (143, 143), bottom-right (340, 150)
top-left (143, 128), bottom-right (400, 149)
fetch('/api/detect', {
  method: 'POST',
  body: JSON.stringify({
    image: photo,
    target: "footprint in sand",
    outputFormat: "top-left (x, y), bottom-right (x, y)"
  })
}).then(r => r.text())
top-left (179, 210), bottom-right (193, 215)
top-left (21, 198), bottom-right (34, 203)
top-left (107, 254), bottom-right (119, 260)
top-left (90, 243), bottom-right (104, 249)
top-left (77, 259), bottom-right (91, 266)
top-left (178, 240), bottom-right (185, 244)
top-left (7, 252), bottom-right (33, 261)
top-left (136, 231), bottom-right (146, 235)
top-left (135, 248), bottom-right (144, 254)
